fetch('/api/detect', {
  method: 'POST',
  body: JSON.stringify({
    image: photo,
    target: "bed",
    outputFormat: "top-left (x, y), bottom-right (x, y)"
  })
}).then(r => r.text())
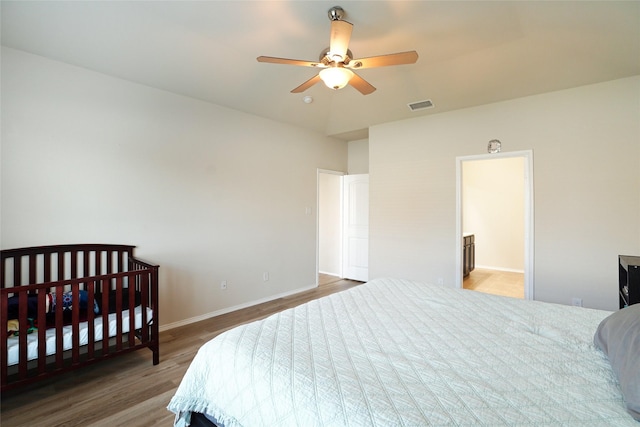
top-left (1, 244), bottom-right (159, 392)
top-left (168, 277), bottom-right (639, 426)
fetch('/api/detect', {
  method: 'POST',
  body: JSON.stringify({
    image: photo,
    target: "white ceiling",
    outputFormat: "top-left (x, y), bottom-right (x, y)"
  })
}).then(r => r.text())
top-left (2, 1), bottom-right (639, 141)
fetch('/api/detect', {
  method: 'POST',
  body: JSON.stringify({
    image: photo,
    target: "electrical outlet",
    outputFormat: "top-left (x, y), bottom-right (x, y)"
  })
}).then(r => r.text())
top-left (220, 280), bottom-right (227, 290)
top-left (263, 272), bottom-right (269, 282)
top-left (437, 277), bottom-right (444, 285)
top-left (571, 297), bottom-right (582, 307)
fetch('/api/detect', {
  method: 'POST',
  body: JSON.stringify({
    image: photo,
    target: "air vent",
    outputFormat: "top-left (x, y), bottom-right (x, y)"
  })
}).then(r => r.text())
top-left (407, 99), bottom-right (434, 111)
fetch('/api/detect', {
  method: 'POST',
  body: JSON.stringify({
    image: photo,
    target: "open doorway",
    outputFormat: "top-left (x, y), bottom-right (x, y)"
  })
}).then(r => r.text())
top-left (317, 169), bottom-right (369, 286)
top-left (455, 150), bottom-right (534, 299)
top-left (317, 170), bottom-right (343, 285)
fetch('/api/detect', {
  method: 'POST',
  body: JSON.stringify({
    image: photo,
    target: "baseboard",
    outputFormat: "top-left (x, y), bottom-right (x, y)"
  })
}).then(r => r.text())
top-left (474, 265), bottom-right (524, 274)
top-left (319, 270), bottom-right (340, 277)
top-left (159, 282), bottom-right (318, 332)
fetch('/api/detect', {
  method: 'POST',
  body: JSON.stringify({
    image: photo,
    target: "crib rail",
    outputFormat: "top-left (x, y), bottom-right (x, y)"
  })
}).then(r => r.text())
top-left (1, 244), bottom-right (159, 392)
top-left (1, 244), bottom-right (138, 287)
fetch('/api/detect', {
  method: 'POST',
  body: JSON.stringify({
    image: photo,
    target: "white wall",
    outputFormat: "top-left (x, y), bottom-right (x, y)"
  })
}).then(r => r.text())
top-left (463, 157), bottom-right (524, 271)
top-left (1, 47), bottom-right (348, 328)
top-left (369, 76), bottom-right (640, 311)
top-left (348, 139), bottom-right (369, 174)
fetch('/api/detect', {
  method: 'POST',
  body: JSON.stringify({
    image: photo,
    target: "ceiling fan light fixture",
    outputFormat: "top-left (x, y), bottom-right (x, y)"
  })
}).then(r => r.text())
top-left (257, 6), bottom-right (417, 95)
top-left (319, 66), bottom-right (354, 90)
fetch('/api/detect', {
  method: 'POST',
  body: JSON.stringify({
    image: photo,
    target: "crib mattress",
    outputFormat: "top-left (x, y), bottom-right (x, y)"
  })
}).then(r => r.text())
top-left (7, 306), bottom-right (153, 366)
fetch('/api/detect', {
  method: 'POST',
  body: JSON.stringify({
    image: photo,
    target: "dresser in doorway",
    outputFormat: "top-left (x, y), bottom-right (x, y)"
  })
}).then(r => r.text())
top-left (463, 233), bottom-right (475, 277)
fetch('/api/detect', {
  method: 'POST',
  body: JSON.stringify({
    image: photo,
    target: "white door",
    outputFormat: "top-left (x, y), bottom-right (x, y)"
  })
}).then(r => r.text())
top-left (343, 174), bottom-right (369, 281)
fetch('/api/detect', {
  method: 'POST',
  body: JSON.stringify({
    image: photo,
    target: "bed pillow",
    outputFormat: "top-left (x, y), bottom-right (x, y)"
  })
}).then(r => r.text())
top-left (594, 304), bottom-right (640, 420)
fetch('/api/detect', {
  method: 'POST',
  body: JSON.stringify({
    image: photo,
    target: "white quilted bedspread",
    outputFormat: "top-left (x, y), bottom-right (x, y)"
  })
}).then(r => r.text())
top-left (168, 277), bottom-right (636, 426)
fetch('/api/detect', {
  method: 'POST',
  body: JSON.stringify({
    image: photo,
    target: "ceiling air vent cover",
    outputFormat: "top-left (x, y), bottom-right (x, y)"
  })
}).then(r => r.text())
top-left (407, 99), bottom-right (434, 111)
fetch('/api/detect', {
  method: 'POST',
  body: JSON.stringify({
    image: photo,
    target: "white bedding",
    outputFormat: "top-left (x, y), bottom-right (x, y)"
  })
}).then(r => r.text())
top-left (7, 306), bottom-right (153, 366)
top-left (168, 277), bottom-right (637, 426)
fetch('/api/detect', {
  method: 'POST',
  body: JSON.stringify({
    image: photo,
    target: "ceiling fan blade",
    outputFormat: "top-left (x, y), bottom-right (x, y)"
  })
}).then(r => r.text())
top-left (329, 19), bottom-right (353, 60)
top-left (291, 74), bottom-right (322, 93)
top-left (348, 51), bottom-right (418, 69)
top-left (349, 73), bottom-right (376, 95)
top-left (257, 56), bottom-right (322, 68)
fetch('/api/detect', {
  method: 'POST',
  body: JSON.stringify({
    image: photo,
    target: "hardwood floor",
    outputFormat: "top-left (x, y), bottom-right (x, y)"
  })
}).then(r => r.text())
top-left (463, 267), bottom-right (524, 299)
top-left (0, 275), bottom-right (363, 427)
top-left (0, 272), bottom-right (522, 426)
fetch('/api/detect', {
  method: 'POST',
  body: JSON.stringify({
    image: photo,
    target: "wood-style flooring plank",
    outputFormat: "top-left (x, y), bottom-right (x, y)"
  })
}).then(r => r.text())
top-left (463, 267), bottom-right (524, 299)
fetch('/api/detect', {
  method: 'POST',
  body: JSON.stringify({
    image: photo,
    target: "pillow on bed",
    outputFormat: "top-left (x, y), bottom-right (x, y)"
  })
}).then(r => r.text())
top-left (594, 304), bottom-right (640, 420)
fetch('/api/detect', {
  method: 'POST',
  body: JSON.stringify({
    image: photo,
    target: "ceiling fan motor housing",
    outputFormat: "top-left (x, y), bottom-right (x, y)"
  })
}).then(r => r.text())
top-left (319, 47), bottom-right (353, 65)
top-left (328, 6), bottom-right (345, 21)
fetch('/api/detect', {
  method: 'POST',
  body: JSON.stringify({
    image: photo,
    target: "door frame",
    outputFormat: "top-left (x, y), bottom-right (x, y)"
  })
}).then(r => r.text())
top-left (316, 169), bottom-right (345, 286)
top-left (455, 150), bottom-right (534, 299)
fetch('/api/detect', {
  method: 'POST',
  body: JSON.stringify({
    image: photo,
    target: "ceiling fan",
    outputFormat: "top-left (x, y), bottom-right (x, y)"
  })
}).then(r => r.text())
top-left (257, 6), bottom-right (418, 95)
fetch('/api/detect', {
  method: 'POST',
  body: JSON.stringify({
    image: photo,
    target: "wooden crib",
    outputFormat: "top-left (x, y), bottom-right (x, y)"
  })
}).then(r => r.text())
top-left (1, 244), bottom-right (159, 392)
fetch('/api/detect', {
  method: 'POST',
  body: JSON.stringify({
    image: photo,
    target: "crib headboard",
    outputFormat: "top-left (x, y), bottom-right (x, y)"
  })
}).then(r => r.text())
top-left (0, 244), bottom-right (137, 289)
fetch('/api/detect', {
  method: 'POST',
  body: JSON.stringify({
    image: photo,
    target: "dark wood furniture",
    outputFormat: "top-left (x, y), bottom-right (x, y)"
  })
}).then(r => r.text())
top-left (1, 244), bottom-right (159, 392)
top-left (463, 233), bottom-right (475, 277)
top-left (619, 255), bottom-right (640, 309)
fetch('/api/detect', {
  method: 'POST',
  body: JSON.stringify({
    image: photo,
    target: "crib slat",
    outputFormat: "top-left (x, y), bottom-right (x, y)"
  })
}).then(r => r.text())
top-left (106, 250), bottom-right (113, 275)
top-left (128, 278), bottom-right (136, 346)
top-left (86, 281), bottom-right (96, 360)
top-left (83, 251), bottom-right (90, 284)
top-left (57, 251), bottom-right (65, 283)
top-left (12, 257), bottom-right (21, 287)
top-left (101, 279), bottom-right (110, 357)
top-left (17, 292), bottom-right (28, 380)
top-left (115, 277), bottom-right (123, 351)
top-left (114, 250), bottom-right (120, 275)
top-left (70, 250), bottom-right (78, 280)
top-left (28, 255), bottom-right (37, 290)
top-left (54, 287), bottom-right (64, 369)
top-left (1, 290), bottom-right (9, 385)
top-left (44, 252), bottom-right (51, 283)
top-left (95, 250), bottom-right (102, 276)
top-left (71, 284), bottom-right (80, 363)
top-left (37, 290), bottom-right (48, 374)
top-left (0, 258), bottom-right (5, 289)
top-left (140, 271), bottom-right (149, 344)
